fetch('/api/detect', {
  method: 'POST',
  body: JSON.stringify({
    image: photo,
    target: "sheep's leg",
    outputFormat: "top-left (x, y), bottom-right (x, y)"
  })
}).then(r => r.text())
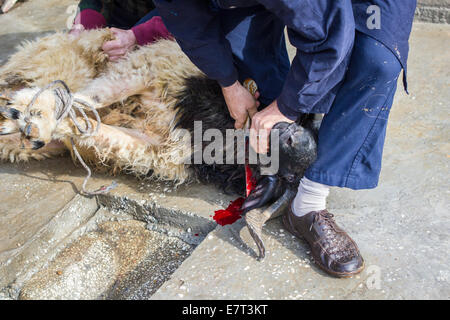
top-left (0, 133), bottom-right (67, 163)
top-left (60, 118), bottom-right (189, 181)
top-left (59, 119), bottom-right (163, 176)
top-left (76, 69), bottom-right (151, 109)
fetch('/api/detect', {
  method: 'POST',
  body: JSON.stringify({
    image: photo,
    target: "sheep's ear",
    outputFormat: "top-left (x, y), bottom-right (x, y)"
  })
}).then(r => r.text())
top-left (0, 105), bottom-right (21, 135)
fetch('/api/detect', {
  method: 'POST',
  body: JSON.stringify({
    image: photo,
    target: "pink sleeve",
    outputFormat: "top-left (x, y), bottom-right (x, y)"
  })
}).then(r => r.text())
top-left (131, 16), bottom-right (172, 46)
top-left (74, 9), bottom-right (107, 30)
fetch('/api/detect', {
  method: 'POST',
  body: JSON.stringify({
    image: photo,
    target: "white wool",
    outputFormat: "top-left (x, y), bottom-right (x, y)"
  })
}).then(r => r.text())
top-left (0, 29), bottom-right (203, 184)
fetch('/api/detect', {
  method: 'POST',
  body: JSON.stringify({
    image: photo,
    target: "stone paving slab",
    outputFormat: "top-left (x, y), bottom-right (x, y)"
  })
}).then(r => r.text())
top-left (416, 0), bottom-right (450, 23)
top-left (152, 218), bottom-right (383, 300)
top-left (19, 217), bottom-right (194, 300)
top-left (0, 0), bottom-right (79, 65)
top-left (0, 159), bottom-right (87, 261)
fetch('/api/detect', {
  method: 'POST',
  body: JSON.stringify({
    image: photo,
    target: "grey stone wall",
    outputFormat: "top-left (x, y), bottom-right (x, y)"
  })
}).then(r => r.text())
top-left (416, 0), bottom-right (450, 23)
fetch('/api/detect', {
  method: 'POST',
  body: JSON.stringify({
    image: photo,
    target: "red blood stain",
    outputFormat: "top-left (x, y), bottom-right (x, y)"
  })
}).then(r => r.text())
top-left (245, 164), bottom-right (257, 197)
top-left (213, 165), bottom-right (256, 226)
top-left (213, 197), bottom-right (245, 226)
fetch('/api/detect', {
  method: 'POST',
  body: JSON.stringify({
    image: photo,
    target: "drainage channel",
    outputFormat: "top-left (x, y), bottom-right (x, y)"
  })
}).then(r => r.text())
top-left (1, 193), bottom-right (218, 300)
top-left (96, 194), bottom-right (218, 300)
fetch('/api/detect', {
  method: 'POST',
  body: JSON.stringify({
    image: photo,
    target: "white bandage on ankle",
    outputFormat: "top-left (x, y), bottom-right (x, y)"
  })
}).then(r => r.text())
top-left (292, 177), bottom-right (330, 217)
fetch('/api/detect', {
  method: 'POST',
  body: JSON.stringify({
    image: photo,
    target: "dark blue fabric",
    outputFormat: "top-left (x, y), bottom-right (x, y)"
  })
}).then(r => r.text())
top-left (213, 0), bottom-right (416, 79)
top-left (154, 0), bottom-right (239, 87)
top-left (134, 8), bottom-right (160, 27)
top-left (219, 6), bottom-right (290, 106)
top-left (255, 0), bottom-right (355, 118)
top-left (154, 0), bottom-right (416, 120)
top-left (305, 32), bottom-right (402, 189)
top-left (154, 0), bottom-right (355, 118)
top-left (352, 0), bottom-right (417, 92)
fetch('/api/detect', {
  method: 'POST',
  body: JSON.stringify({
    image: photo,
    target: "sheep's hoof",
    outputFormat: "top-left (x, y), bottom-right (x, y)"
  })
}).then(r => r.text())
top-left (0, 106), bottom-right (20, 135)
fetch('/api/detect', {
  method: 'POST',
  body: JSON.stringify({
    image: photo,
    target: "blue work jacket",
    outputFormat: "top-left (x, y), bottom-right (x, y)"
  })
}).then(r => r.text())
top-left (154, 0), bottom-right (416, 118)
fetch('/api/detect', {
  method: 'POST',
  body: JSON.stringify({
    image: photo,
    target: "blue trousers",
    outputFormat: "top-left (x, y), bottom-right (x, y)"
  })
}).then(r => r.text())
top-left (305, 32), bottom-right (402, 189)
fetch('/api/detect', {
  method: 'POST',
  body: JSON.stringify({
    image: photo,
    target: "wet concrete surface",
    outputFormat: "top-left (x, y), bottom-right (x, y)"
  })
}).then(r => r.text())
top-left (0, 0), bottom-right (449, 300)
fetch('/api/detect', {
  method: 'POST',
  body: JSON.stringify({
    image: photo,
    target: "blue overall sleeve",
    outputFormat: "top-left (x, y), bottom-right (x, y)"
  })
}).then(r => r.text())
top-left (153, 0), bottom-right (238, 87)
top-left (155, 0), bottom-right (355, 119)
top-left (257, 0), bottom-right (355, 119)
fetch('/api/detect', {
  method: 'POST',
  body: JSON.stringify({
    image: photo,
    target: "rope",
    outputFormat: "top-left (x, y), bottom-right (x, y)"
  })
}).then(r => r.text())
top-left (26, 80), bottom-right (117, 196)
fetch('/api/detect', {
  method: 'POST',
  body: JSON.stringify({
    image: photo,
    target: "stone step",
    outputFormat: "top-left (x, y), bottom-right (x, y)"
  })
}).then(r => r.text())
top-left (18, 216), bottom-right (195, 300)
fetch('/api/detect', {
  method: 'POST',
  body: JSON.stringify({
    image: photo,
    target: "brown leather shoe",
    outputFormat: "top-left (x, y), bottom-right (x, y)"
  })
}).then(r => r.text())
top-left (282, 204), bottom-right (364, 278)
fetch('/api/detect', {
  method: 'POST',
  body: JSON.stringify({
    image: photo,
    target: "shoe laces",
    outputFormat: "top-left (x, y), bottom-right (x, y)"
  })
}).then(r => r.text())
top-left (311, 211), bottom-right (358, 263)
top-left (310, 210), bottom-right (335, 232)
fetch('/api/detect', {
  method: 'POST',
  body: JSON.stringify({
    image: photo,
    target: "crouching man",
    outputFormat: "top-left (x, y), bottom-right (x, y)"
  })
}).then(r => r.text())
top-left (154, 0), bottom-right (416, 277)
top-left (69, 0), bottom-right (171, 61)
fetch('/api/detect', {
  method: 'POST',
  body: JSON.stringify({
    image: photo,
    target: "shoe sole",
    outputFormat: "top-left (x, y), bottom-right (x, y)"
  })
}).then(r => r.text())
top-left (282, 213), bottom-right (365, 279)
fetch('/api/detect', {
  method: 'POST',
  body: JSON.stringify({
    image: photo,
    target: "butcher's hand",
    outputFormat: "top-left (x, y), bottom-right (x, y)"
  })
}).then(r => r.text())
top-left (222, 81), bottom-right (260, 129)
top-left (102, 28), bottom-right (137, 61)
top-left (250, 100), bottom-right (294, 154)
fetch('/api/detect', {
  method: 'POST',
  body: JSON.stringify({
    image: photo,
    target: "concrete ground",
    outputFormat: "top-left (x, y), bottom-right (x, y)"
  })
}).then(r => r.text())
top-left (0, 0), bottom-right (449, 300)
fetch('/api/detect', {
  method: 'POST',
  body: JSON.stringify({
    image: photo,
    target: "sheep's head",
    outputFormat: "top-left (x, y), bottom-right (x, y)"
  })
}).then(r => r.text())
top-left (241, 117), bottom-right (319, 213)
top-left (276, 121), bottom-right (318, 185)
top-left (0, 87), bottom-right (59, 149)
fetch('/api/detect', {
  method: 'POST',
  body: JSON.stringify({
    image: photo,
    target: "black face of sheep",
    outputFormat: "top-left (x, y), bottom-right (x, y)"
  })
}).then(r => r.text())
top-left (239, 117), bottom-right (320, 260)
top-left (240, 118), bottom-right (319, 214)
top-left (276, 119), bottom-right (319, 185)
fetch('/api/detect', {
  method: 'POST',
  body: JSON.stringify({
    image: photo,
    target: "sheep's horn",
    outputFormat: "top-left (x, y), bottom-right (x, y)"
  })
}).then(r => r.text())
top-left (245, 188), bottom-right (296, 260)
top-left (1, 0), bottom-right (19, 13)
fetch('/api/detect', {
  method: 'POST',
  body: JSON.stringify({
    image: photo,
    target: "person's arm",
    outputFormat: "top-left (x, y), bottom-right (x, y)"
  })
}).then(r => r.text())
top-left (153, 0), bottom-right (238, 87)
top-left (131, 16), bottom-right (172, 46)
top-left (154, 0), bottom-right (258, 129)
top-left (258, 0), bottom-right (355, 119)
top-left (250, 0), bottom-right (355, 153)
top-left (99, 15), bottom-right (172, 61)
top-left (71, 0), bottom-right (106, 33)
top-left (100, 16), bottom-right (172, 61)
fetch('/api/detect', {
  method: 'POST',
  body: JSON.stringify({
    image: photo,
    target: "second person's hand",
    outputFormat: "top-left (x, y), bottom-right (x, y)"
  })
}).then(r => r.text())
top-left (102, 27), bottom-right (137, 61)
